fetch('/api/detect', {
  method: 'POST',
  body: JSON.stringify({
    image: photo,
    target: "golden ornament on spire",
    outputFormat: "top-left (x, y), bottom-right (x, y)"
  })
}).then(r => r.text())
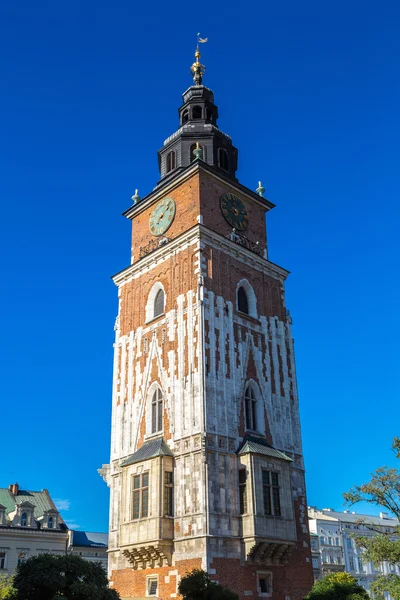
top-left (190, 33), bottom-right (207, 85)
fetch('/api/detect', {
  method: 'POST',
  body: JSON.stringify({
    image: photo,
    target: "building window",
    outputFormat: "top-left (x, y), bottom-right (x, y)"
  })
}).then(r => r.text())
top-left (358, 558), bottom-right (363, 571)
top-left (238, 286), bottom-right (249, 314)
top-left (257, 572), bottom-right (272, 596)
top-left (218, 148), bottom-right (229, 171)
top-left (329, 556), bottom-right (334, 564)
top-left (262, 471), bottom-right (281, 516)
top-left (17, 552), bottom-right (27, 566)
top-left (311, 539), bottom-right (317, 550)
top-left (147, 576), bottom-right (158, 596)
top-left (328, 537), bottom-right (332, 545)
top-left (320, 536), bottom-right (325, 545)
top-left (48, 516), bottom-right (54, 528)
top-left (153, 289), bottom-right (165, 319)
top-left (245, 385), bottom-right (257, 431)
top-left (182, 110), bottom-right (189, 124)
top-left (335, 538), bottom-right (340, 546)
top-left (21, 512), bottom-right (27, 527)
top-left (0, 552), bottom-right (6, 570)
top-left (336, 556), bottom-right (341, 564)
top-left (166, 151), bottom-right (176, 173)
top-left (312, 558), bottom-right (319, 569)
top-left (206, 108), bottom-right (213, 121)
top-left (346, 538), bottom-right (352, 549)
top-left (164, 472), bottom-right (173, 516)
top-left (151, 388), bottom-right (163, 434)
top-left (239, 469), bottom-right (247, 514)
top-left (132, 473), bottom-right (149, 520)
top-left (192, 105), bottom-right (202, 119)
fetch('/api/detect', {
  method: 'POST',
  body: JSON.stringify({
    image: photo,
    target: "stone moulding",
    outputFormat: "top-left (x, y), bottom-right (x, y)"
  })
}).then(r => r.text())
top-left (122, 543), bottom-right (172, 570)
top-left (247, 540), bottom-right (295, 566)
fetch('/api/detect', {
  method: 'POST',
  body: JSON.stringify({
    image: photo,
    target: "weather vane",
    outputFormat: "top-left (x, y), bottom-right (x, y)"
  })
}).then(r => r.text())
top-left (191, 33), bottom-right (208, 85)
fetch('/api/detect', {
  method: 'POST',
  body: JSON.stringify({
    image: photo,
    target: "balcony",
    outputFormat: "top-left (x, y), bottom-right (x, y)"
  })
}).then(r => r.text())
top-left (138, 237), bottom-right (170, 260)
top-left (227, 230), bottom-right (265, 258)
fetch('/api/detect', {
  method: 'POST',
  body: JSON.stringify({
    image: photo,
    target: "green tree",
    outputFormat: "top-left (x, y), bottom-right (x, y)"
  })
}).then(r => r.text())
top-left (179, 569), bottom-right (238, 600)
top-left (343, 436), bottom-right (400, 600)
top-left (303, 572), bottom-right (369, 600)
top-left (12, 554), bottom-right (120, 600)
top-left (0, 575), bottom-right (17, 600)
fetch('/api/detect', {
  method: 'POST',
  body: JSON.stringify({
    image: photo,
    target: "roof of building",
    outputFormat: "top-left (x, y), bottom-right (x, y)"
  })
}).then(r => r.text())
top-left (237, 437), bottom-right (293, 462)
top-left (308, 508), bottom-right (399, 527)
top-left (120, 438), bottom-right (173, 467)
top-left (0, 486), bottom-right (62, 521)
top-left (70, 531), bottom-right (108, 548)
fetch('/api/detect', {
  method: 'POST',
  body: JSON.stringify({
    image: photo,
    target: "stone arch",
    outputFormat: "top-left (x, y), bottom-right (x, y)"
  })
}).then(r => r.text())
top-left (236, 279), bottom-right (257, 318)
top-left (146, 282), bottom-right (166, 323)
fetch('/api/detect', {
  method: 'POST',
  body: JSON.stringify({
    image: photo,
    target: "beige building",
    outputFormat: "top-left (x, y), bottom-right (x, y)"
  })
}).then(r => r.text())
top-left (0, 483), bottom-right (68, 574)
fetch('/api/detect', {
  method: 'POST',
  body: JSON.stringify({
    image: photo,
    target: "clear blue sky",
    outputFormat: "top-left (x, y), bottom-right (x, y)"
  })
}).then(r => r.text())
top-left (1, 0), bottom-right (399, 532)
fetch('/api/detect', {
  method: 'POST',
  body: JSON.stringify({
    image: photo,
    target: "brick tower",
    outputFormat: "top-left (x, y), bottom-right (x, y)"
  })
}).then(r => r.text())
top-left (100, 46), bottom-right (314, 600)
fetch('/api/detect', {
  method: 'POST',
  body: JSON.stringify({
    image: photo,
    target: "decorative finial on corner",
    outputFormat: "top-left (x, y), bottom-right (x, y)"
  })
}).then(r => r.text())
top-left (190, 33), bottom-right (207, 85)
top-left (131, 189), bottom-right (141, 205)
top-left (193, 142), bottom-right (204, 160)
top-left (256, 181), bottom-right (265, 197)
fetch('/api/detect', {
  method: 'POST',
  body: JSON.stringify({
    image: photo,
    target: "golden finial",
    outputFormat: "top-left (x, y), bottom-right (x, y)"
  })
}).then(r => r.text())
top-left (190, 33), bottom-right (207, 85)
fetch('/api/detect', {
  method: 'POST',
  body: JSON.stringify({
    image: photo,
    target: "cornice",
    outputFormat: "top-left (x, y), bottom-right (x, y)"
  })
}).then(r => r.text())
top-left (112, 225), bottom-right (289, 288)
top-left (122, 161), bottom-right (275, 221)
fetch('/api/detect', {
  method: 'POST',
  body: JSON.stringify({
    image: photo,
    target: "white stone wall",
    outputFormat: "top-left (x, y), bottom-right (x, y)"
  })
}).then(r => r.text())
top-left (0, 529), bottom-right (68, 575)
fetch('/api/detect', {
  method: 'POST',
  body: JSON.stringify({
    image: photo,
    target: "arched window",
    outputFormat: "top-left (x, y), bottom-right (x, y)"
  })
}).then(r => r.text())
top-left (236, 280), bottom-right (257, 318)
top-left (21, 512), bottom-right (27, 527)
top-left (192, 105), bottom-right (202, 119)
top-left (151, 388), bottom-right (163, 434)
top-left (154, 289), bottom-right (165, 318)
top-left (245, 386), bottom-right (257, 431)
top-left (166, 151), bottom-right (176, 173)
top-left (182, 110), bottom-right (189, 124)
top-left (237, 286), bottom-right (249, 314)
top-left (48, 516), bottom-right (53, 528)
top-left (218, 148), bottom-right (229, 171)
top-left (206, 108), bottom-right (213, 122)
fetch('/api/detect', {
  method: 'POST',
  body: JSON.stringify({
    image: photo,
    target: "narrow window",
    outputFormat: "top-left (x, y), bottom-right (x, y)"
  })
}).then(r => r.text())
top-left (238, 286), bottom-right (249, 315)
top-left (244, 386), bottom-right (257, 431)
top-left (257, 573), bottom-right (272, 595)
top-left (151, 388), bottom-right (163, 434)
top-left (132, 472), bottom-right (149, 519)
top-left (206, 108), bottom-right (213, 121)
top-left (21, 512), bottom-right (27, 527)
top-left (192, 105), bottom-right (202, 119)
top-left (147, 576), bottom-right (158, 596)
top-left (262, 471), bottom-right (281, 516)
top-left (320, 536), bottom-right (325, 545)
top-left (0, 552), bottom-right (6, 569)
top-left (153, 289), bottom-right (164, 318)
top-left (349, 557), bottom-right (355, 570)
top-left (218, 148), bottom-right (229, 170)
top-left (182, 110), bottom-right (189, 124)
top-left (239, 469), bottom-right (247, 514)
top-left (166, 151), bottom-right (176, 173)
top-left (164, 472), bottom-right (173, 516)
top-left (17, 552), bottom-right (27, 566)
top-left (48, 516), bottom-right (54, 528)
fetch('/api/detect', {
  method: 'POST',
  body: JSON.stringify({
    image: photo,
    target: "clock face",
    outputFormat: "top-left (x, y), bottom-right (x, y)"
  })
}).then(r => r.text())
top-left (149, 197), bottom-right (176, 236)
top-left (220, 193), bottom-right (249, 231)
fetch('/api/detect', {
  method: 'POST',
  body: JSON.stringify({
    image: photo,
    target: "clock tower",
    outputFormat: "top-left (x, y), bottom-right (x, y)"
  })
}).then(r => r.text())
top-left (100, 46), bottom-right (314, 600)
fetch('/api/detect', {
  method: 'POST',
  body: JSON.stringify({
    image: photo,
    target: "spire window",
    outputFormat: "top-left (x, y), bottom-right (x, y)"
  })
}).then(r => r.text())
top-left (218, 148), bottom-right (229, 171)
top-left (238, 286), bottom-right (249, 315)
top-left (182, 110), bottom-right (189, 125)
top-left (166, 151), bottom-right (176, 173)
top-left (192, 105), bottom-right (202, 119)
top-left (154, 289), bottom-right (165, 319)
top-left (151, 388), bottom-right (163, 434)
top-left (245, 385), bottom-right (257, 431)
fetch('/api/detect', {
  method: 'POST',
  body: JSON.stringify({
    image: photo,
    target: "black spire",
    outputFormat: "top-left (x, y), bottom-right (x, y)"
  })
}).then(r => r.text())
top-left (157, 47), bottom-right (238, 185)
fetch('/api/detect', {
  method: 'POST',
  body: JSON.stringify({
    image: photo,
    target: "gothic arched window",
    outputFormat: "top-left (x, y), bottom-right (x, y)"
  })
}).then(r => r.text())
top-left (151, 388), bottom-right (163, 434)
top-left (192, 105), bottom-right (202, 119)
top-left (21, 512), bottom-right (27, 527)
top-left (237, 286), bottom-right (249, 315)
top-left (182, 110), bottom-right (189, 124)
top-left (166, 151), bottom-right (176, 173)
top-left (154, 289), bottom-right (165, 318)
top-left (218, 148), bottom-right (229, 171)
top-left (245, 385), bottom-right (257, 431)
